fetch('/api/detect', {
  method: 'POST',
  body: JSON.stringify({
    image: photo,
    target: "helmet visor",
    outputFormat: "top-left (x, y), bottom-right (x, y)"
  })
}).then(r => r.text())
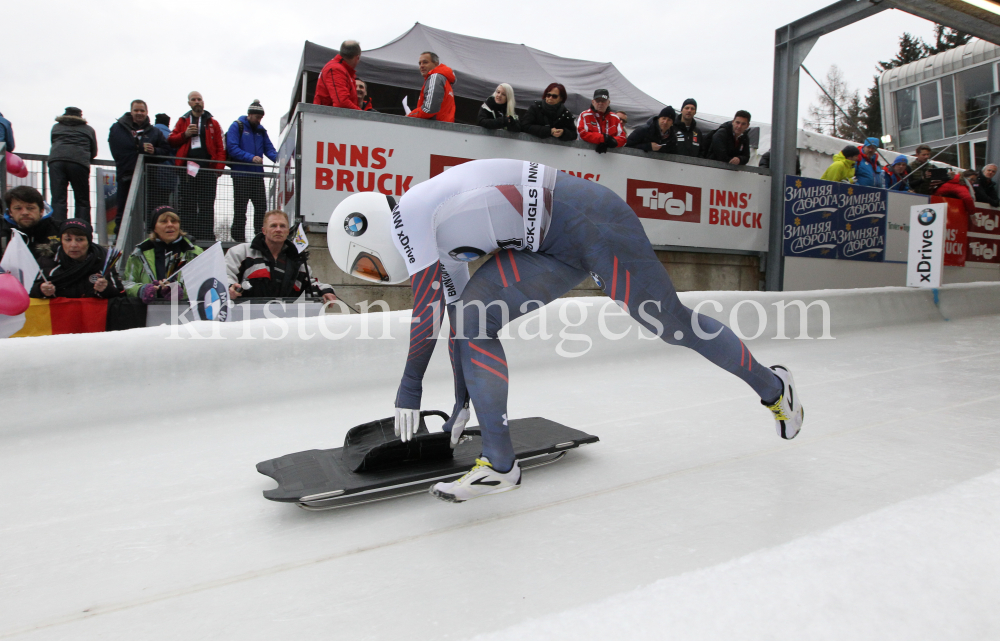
top-left (350, 251), bottom-right (390, 283)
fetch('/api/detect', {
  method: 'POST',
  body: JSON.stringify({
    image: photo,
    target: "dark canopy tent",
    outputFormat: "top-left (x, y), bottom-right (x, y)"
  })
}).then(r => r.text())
top-left (288, 23), bottom-right (693, 128)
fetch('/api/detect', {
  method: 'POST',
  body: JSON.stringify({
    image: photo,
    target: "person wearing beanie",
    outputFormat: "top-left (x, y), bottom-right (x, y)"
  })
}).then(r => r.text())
top-left (886, 155), bottom-right (912, 191)
top-left (30, 218), bottom-right (123, 299)
top-left (120, 205), bottom-right (203, 303)
top-left (674, 98), bottom-right (703, 158)
top-left (625, 106), bottom-right (678, 153)
top-left (48, 106), bottom-right (98, 221)
top-left (853, 136), bottom-right (885, 188)
top-left (153, 113), bottom-right (171, 139)
top-left (577, 88), bottom-right (627, 154)
top-left (225, 99), bottom-right (278, 242)
top-left (821, 145), bottom-right (860, 183)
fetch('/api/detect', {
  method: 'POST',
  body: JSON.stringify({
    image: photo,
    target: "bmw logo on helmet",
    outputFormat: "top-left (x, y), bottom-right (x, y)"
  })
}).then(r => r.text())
top-left (448, 247), bottom-right (486, 262)
top-left (197, 278), bottom-right (229, 322)
top-left (918, 208), bottom-right (937, 226)
top-left (344, 213), bottom-right (368, 237)
top-left (590, 271), bottom-right (605, 290)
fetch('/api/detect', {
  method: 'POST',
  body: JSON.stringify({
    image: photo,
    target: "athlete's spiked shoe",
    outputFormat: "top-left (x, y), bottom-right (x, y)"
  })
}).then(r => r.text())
top-left (431, 457), bottom-right (521, 503)
top-left (763, 365), bottom-right (804, 440)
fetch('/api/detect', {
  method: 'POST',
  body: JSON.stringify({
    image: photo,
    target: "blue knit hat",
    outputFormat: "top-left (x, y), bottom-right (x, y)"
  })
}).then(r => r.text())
top-left (893, 154), bottom-right (909, 165)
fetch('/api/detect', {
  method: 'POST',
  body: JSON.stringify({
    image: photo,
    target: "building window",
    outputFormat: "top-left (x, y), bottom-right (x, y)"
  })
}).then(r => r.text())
top-left (895, 86), bottom-right (920, 148)
top-left (955, 63), bottom-right (995, 135)
top-left (941, 75), bottom-right (957, 139)
top-left (918, 81), bottom-right (944, 143)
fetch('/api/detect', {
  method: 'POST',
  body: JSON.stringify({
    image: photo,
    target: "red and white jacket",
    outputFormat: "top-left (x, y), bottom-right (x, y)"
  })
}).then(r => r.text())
top-left (576, 108), bottom-right (627, 147)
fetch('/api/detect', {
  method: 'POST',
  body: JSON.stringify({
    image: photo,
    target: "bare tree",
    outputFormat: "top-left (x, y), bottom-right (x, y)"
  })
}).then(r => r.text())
top-left (803, 65), bottom-right (862, 140)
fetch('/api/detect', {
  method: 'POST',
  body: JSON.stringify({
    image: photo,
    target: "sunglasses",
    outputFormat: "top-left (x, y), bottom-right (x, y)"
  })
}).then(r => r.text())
top-left (545, 93), bottom-right (561, 99)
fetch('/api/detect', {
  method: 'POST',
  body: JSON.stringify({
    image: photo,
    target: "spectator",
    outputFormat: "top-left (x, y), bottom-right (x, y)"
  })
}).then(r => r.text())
top-left (820, 146), bottom-right (859, 183)
top-left (705, 110), bottom-right (752, 165)
top-left (615, 111), bottom-right (629, 134)
top-left (108, 99), bottom-right (171, 234)
top-left (625, 106), bottom-right (677, 153)
top-left (0, 110), bottom-right (13, 151)
top-left (758, 150), bottom-right (802, 175)
top-left (153, 113), bottom-right (171, 139)
top-left (520, 84), bottom-right (577, 142)
top-left (121, 206), bottom-right (203, 302)
top-left (225, 210), bottom-right (336, 303)
top-left (226, 100), bottom-right (278, 242)
top-left (314, 41), bottom-right (362, 110)
top-left (934, 169), bottom-right (978, 214)
top-left (478, 84), bottom-right (519, 133)
top-left (1, 186), bottom-right (60, 260)
top-left (973, 164), bottom-right (998, 207)
top-left (408, 52), bottom-right (457, 123)
top-left (886, 155), bottom-right (912, 191)
top-left (853, 137), bottom-right (885, 188)
top-left (356, 80), bottom-right (376, 111)
top-left (48, 107), bottom-right (98, 222)
top-left (577, 89), bottom-right (626, 154)
top-left (674, 98), bottom-right (704, 158)
top-left (907, 145), bottom-right (943, 196)
top-left (168, 91), bottom-right (225, 239)
top-left (31, 218), bottom-right (122, 299)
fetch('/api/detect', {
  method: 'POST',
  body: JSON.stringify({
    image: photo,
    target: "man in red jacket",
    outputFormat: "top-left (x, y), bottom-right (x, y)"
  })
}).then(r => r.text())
top-left (168, 91), bottom-right (225, 240)
top-left (314, 41), bottom-right (361, 110)
top-left (577, 89), bottom-right (627, 154)
top-left (407, 52), bottom-right (456, 123)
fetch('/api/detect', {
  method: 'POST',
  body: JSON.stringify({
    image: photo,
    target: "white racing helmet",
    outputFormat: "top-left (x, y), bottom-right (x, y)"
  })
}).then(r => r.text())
top-left (328, 193), bottom-right (410, 284)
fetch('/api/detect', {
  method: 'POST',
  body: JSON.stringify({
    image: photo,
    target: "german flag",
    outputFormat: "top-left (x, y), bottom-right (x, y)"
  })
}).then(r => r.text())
top-left (8, 298), bottom-right (109, 337)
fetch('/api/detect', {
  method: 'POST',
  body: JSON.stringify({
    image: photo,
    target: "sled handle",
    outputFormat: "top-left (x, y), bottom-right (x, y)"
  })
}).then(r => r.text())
top-left (420, 409), bottom-right (450, 423)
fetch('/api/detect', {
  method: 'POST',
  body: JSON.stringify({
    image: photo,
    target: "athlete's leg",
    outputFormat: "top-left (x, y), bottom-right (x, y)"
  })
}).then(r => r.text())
top-left (543, 174), bottom-right (783, 403)
top-left (450, 249), bottom-right (589, 471)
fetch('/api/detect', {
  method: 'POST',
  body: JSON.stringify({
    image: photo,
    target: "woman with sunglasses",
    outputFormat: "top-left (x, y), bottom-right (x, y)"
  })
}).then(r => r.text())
top-left (478, 84), bottom-right (520, 133)
top-left (520, 83), bottom-right (577, 142)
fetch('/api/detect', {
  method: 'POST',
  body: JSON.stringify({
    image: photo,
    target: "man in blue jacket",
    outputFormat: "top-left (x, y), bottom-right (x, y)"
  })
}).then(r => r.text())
top-left (226, 100), bottom-right (277, 242)
top-left (854, 137), bottom-right (885, 188)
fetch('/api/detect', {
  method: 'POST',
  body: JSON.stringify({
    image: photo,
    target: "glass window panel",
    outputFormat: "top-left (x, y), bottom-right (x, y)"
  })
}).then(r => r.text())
top-left (974, 141), bottom-right (987, 170)
top-left (895, 87), bottom-right (920, 148)
top-left (931, 146), bottom-right (959, 168)
top-left (941, 75), bottom-right (957, 138)
top-left (919, 82), bottom-right (940, 119)
top-left (955, 64), bottom-right (995, 134)
top-left (920, 119), bottom-right (944, 143)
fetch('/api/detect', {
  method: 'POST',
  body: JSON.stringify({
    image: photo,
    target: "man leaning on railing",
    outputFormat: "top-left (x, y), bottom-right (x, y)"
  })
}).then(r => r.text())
top-left (108, 99), bottom-right (171, 236)
top-left (225, 100), bottom-right (278, 243)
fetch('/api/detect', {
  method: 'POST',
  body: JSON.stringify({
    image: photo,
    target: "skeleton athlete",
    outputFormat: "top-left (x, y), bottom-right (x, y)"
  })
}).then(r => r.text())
top-left (328, 159), bottom-right (803, 502)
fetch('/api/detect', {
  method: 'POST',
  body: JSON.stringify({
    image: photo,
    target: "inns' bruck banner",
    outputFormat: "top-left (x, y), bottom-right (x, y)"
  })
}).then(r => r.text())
top-left (783, 176), bottom-right (888, 262)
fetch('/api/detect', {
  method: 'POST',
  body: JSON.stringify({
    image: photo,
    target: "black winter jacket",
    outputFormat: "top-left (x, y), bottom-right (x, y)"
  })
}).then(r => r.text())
top-left (0, 213), bottom-right (62, 260)
top-left (520, 101), bottom-right (578, 141)
top-left (705, 121), bottom-right (750, 165)
top-left (973, 172), bottom-right (999, 207)
top-left (49, 115), bottom-right (98, 168)
top-left (29, 244), bottom-right (123, 299)
top-left (625, 116), bottom-right (677, 153)
top-left (477, 96), bottom-right (520, 133)
top-left (225, 234), bottom-right (335, 299)
top-left (108, 114), bottom-right (171, 178)
top-left (673, 118), bottom-right (703, 158)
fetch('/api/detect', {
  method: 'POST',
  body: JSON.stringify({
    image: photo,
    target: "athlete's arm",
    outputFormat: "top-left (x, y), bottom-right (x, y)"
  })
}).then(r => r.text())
top-left (395, 261), bottom-right (446, 411)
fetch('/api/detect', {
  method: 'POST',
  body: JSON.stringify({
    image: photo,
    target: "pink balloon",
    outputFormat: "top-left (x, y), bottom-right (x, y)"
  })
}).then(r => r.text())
top-left (0, 273), bottom-right (30, 316)
top-left (5, 152), bottom-right (28, 178)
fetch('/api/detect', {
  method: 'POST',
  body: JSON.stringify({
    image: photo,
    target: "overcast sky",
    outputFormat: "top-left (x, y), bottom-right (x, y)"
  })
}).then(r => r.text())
top-left (2, 0), bottom-right (942, 157)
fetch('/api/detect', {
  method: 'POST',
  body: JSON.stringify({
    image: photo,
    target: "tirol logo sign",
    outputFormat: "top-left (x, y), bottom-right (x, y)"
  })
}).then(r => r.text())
top-left (626, 179), bottom-right (701, 223)
top-left (906, 203), bottom-right (946, 288)
top-left (783, 176), bottom-right (886, 262)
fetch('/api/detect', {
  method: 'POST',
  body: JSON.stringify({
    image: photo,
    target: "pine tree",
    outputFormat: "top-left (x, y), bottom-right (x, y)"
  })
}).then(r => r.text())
top-left (922, 26), bottom-right (972, 55)
top-left (836, 93), bottom-right (866, 142)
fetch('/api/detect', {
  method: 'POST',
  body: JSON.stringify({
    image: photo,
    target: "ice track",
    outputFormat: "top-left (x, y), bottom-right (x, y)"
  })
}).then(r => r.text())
top-left (2, 284), bottom-right (999, 640)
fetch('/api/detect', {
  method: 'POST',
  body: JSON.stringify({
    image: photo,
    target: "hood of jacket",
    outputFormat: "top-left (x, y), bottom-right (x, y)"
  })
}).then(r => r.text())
top-left (117, 112), bottom-right (151, 131)
top-left (831, 152), bottom-right (855, 168)
top-left (180, 110), bottom-right (215, 122)
top-left (250, 233), bottom-right (304, 260)
top-left (135, 234), bottom-right (198, 254)
top-left (3, 206), bottom-right (55, 228)
top-left (55, 115), bottom-right (88, 126)
top-left (426, 64), bottom-right (456, 85)
top-left (237, 114), bottom-right (267, 134)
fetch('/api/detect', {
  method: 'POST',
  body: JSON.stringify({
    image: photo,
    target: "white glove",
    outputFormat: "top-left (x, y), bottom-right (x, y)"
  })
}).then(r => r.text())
top-left (449, 406), bottom-right (471, 449)
top-left (395, 408), bottom-right (420, 442)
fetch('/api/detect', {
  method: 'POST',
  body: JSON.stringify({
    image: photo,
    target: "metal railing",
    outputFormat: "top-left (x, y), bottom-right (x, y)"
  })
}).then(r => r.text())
top-left (4, 152), bottom-right (117, 224)
top-left (115, 155), bottom-right (279, 254)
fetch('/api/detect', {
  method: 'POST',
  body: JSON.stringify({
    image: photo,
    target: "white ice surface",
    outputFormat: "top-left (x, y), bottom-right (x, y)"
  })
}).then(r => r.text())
top-left (1, 284), bottom-right (999, 640)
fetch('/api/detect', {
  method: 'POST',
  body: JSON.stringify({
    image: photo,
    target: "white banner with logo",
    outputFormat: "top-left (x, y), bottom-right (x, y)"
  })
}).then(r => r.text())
top-left (180, 242), bottom-right (231, 321)
top-left (295, 111), bottom-right (771, 252)
top-left (906, 203), bottom-right (946, 288)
